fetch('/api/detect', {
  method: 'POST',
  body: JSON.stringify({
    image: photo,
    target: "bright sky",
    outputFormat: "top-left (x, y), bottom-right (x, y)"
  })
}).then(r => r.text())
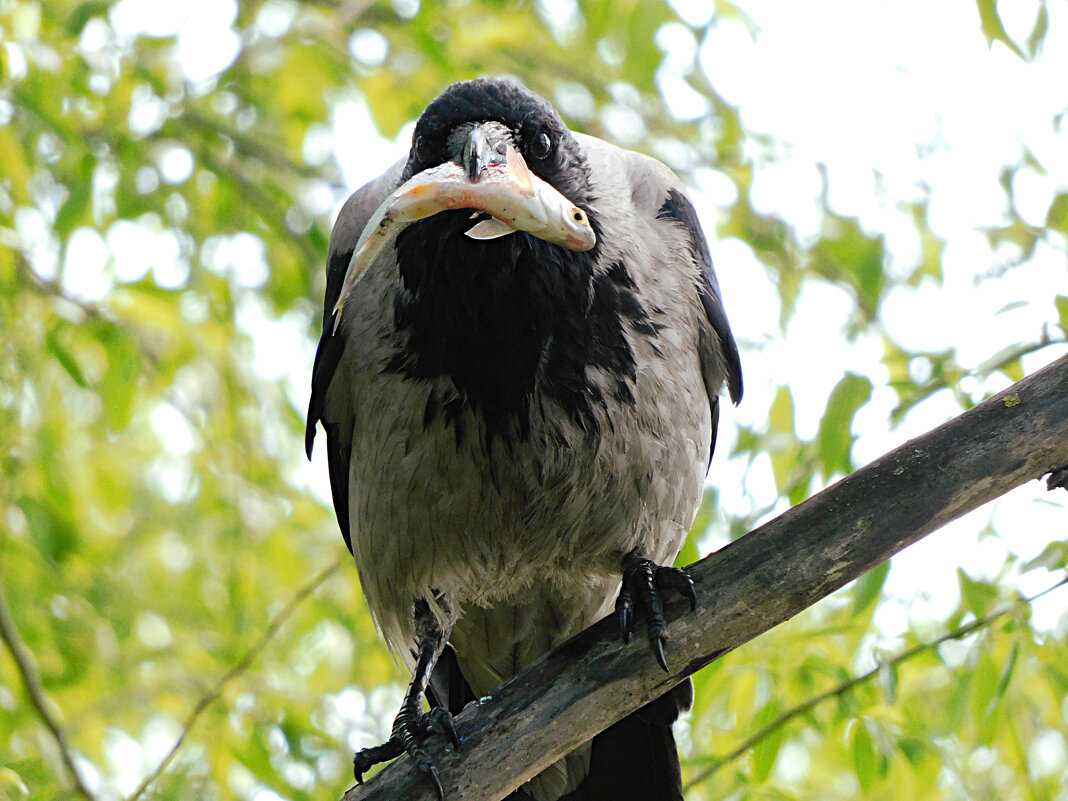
top-left (54, 0), bottom-right (1068, 638)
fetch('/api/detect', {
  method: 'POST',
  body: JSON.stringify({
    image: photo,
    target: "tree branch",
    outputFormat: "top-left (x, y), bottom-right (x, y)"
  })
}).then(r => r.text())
top-left (0, 575), bottom-right (96, 801)
top-left (125, 558), bottom-right (343, 801)
top-left (683, 575), bottom-right (1068, 791)
top-left (343, 352), bottom-right (1068, 801)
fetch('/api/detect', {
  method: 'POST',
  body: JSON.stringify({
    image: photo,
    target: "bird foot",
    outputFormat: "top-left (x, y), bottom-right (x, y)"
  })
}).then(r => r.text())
top-left (353, 702), bottom-right (460, 800)
top-left (615, 551), bottom-right (697, 672)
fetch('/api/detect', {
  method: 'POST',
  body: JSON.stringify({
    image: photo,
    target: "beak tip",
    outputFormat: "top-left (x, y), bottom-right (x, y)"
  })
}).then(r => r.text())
top-left (463, 125), bottom-right (498, 183)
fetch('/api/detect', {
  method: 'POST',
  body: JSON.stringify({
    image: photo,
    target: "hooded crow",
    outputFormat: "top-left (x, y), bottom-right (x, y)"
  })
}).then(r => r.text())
top-left (306, 78), bottom-right (743, 801)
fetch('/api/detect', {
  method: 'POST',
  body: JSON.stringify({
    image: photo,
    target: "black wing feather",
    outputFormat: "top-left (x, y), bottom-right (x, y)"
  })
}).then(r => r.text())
top-left (306, 241), bottom-right (357, 552)
top-left (305, 242), bottom-right (353, 456)
top-left (657, 188), bottom-right (743, 406)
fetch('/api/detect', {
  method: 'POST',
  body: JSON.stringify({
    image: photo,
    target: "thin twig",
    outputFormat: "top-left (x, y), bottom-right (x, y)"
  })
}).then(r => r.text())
top-left (683, 575), bottom-right (1068, 791)
top-left (123, 557), bottom-right (343, 801)
top-left (0, 578), bottom-right (96, 801)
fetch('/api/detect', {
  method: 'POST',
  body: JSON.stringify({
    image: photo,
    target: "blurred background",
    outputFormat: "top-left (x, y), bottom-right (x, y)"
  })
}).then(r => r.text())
top-left (1, 1), bottom-right (1067, 800)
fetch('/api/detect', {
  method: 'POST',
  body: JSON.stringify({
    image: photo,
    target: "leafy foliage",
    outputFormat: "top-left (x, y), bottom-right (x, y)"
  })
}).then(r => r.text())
top-left (1, 1), bottom-right (1065, 801)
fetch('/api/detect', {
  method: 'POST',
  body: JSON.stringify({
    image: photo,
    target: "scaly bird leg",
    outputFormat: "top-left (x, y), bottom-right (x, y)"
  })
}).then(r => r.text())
top-left (353, 599), bottom-right (460, 800)
top-left (616, 550), bottom-right (697, 672)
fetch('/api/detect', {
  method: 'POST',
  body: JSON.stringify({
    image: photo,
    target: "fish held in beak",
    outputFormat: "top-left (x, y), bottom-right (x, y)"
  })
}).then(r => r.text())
top-left (331, 146), bottom-right (595, 332)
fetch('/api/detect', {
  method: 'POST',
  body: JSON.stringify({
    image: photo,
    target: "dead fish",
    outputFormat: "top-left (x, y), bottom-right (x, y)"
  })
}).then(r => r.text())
top-left (332, 146), bottom-right (595, 332)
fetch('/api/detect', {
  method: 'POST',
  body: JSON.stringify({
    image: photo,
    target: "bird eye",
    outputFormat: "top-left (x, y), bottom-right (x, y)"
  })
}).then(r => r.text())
top-left (571, 208), bottom-right (587, 224)
top-left (530, 131), bottom-right (552, 160)
top-left (413, 135), bottom-right (430, 162)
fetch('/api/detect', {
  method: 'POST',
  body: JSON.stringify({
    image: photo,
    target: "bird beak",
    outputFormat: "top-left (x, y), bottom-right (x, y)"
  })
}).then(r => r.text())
top-left (463, 124), bottom-right (502, 182)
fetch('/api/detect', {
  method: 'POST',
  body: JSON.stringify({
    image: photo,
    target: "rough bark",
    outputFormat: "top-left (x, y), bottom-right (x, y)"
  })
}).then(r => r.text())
top-left (341, 353), bottom-right (1068, 801)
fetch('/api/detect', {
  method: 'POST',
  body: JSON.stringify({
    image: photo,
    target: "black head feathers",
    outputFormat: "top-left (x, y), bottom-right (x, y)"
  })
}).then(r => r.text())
top-left (404, 78), bottom-right (593, 206)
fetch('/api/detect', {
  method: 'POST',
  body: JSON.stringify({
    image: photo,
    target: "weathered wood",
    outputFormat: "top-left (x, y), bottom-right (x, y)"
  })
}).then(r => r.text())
top-left (341, 352), bottom-right (1068, 801)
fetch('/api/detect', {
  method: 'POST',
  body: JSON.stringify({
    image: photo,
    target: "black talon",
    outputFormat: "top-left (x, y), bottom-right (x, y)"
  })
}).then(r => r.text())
top-left (422, 760), bottom-right (444, 801)
top-left (656, 565), bottom-right (697, 611)
top-left (652, 635), bottom-right (668, 672)
top-left (426, 706), bottom-right (461, 751)
top-left (354, 739), bottom-right (403, 784)
top-left (617, 551), bottom-right (697, 671)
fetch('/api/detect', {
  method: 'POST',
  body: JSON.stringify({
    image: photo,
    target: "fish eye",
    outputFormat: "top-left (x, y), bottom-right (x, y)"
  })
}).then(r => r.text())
top-left (571, 208), bottom-right (587, 224)
top-left (531, 131), bottom-right (553, 160)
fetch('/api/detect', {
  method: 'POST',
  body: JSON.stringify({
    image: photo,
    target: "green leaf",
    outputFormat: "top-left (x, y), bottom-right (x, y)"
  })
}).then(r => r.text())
top-left (1047, 194), bottom-right (1068, 234)
top-left (897, 737), bottom-right (929, 767)
top-left (45, 322), bottom-right (89, 388)
top-left (53, 156), bottom-right (95, 236)
top-left (768, 386), bottom-right (804, 495)
top-left (1026, 2), bottom-right (1049, 58)
top-left (624, 3), bottom-right (671, 88)
top-left (853, 560), bottom-right (889, 617)
top-left (62, 1), bottom-right (110, 36)
top-left (851, 721), bottom-right (878, 793)
top-left (1020, 540), bottom-right (1068, 572)
top-left (971, 654), bottom-right (1001, 743)
top-left (1055, 295), bottom-right (1068, 335)
top-left (958, 569), bottom-right (998, 618)
top-left (18, 495), bottom-right (80, 562)
top-left (976, 0), bottom-right (1027, 59)
top-left (769, 385), bottom-right (794, 435)
top-left (992, 642), bottom-right (1019, 710)
top-left (751, 699), bottom-right (786, 782)
top-left (95, 323), bottom-right (142, 431)
top-left (811, 215), bottom-right (886, 321)
top-left (816, 373), bottom-right (872, 477)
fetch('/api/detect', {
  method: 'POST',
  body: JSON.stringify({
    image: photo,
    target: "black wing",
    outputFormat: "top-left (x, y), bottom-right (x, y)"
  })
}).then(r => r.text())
top-left (655, 187), bottom-right (742, 470)
top-left (656, 187), bottom-right (743, 406)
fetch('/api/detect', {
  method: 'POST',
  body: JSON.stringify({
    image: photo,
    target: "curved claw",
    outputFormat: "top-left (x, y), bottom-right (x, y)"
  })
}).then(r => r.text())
top-left (618, 552), bottom-right (698, 671)
top-left (652, 634), bottom-right (669, 672)
top-left (354, 739), bottom-right (404, 784)
top-left (426, 706), bottom-right (462, 751)
top-left (420, 760), bottom-right (444, 801)
top-left (678, 574), bottom-right (697, 610)
top-left (656, 566), bottom-right (697, 611)
top-left (353, 704), bottom-right (457, 795)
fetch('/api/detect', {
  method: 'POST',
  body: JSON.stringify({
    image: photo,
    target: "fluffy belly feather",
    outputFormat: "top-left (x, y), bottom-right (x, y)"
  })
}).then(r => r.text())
top-left (344, 355), bottom-right (711, 665)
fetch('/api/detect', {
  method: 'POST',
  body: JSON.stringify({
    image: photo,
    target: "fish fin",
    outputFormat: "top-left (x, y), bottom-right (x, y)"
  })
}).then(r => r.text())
top-left (506, 145), bottom-right (535, 196)
top-left (465, 218), bottom-right (518, 240)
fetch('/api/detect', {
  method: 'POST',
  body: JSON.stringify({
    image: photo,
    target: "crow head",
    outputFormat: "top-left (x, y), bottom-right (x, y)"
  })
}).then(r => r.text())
top-left (402, 78), bottom-right (595, 211)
